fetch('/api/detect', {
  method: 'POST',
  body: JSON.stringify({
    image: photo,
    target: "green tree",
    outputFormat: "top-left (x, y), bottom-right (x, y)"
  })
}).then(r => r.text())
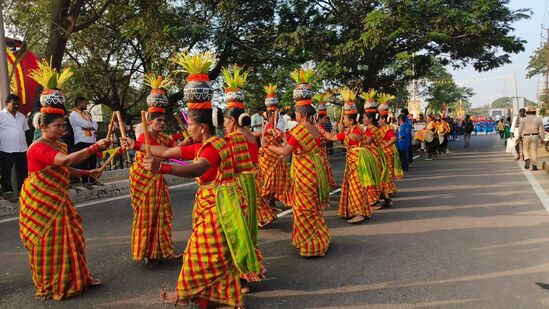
top-left (526, 43), bottom-right (548, 114)
top-left (419, 59), bottom-right (474, 114)
top-left (526, 43), bottom-right (547, 78)
top-left (4, 0), bottom-right (529, 119)
top-left (276, 0), bottom-right (529, 93)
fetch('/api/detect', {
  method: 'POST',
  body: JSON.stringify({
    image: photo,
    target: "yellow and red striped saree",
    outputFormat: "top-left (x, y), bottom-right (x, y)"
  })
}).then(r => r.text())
top-left (258, 124), bottom-right (291, 206)
top-left (287, 125), bottom-right (331, 257)
top-left (19, 142), bottom-right (93, 300)
top-left (129, 133), bottom-right (175, 261)
top-left (177, 136), bottom-right (260, 307)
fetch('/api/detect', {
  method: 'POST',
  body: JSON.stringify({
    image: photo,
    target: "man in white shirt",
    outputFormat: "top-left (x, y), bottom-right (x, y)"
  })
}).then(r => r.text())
top-left (287, 112), bottom-right (298, 131)
top-left (511, 108), bottom-right (526, 160)
top-left (69, 97), bottom-right (99, 187)
top-left (282, 111), bottom-right (291, 131)
top-left (250, 108), bottom-right (265, 133)
top-left (0, 94), bottom-right (29, 201)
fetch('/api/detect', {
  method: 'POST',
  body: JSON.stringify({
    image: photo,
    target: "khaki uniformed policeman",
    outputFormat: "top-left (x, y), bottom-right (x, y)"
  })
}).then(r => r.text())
top-left (519, 105), bottom-right (545, 171)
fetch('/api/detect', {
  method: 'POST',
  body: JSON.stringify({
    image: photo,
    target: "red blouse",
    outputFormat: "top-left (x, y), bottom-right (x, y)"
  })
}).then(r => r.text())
top-left (287, 135), bottom-right (321, 150)
top-left (382, 129), bottom-right (396, 141)
top-left (336, 126), bottom-right (362, 146)
top-left (246, 138), bottom-right (259, 164)
top-left (137, 133), bottom-right (175, 147)
top-left (27, 143), bottom-right (59, 173)
top-left (180, 143), bottom-right (220, 182)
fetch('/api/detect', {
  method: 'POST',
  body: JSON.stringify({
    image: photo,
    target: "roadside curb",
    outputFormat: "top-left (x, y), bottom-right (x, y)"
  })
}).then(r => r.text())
top-left (0, 169), bottom-right (188, 217)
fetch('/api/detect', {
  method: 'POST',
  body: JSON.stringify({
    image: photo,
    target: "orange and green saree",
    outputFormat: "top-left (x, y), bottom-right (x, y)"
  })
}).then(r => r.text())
top-left (176, 136), bottom-right (260, 307)
top-left (287, 125), bottom-right (331, 257)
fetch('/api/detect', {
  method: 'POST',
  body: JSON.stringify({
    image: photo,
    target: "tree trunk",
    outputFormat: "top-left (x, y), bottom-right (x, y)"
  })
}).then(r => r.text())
top-left (45, 0), bottom-right (72, 70)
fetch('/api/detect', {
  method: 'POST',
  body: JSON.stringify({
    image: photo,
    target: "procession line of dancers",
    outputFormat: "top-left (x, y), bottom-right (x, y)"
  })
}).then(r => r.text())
top-left (19, 54), bottom-right (403, 308)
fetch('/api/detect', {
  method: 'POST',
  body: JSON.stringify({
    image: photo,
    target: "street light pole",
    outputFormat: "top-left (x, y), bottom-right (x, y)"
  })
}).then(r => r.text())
top-left (0, 6), bottom-right (10, 107)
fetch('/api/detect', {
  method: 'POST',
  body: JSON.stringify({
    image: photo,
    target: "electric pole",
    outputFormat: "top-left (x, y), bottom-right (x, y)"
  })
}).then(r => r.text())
top-left (0, 5), bottom-right (10, 107)
top-left (542, 29), bottom-right (549, 114)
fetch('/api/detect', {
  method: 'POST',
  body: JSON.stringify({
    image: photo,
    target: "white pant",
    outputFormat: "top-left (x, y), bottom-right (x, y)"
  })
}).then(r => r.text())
top-left (523, 135), bottom-right (540, 165)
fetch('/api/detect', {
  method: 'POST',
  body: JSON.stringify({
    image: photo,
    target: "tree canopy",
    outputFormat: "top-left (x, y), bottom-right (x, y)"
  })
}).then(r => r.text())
top-left (526, 43), bottom-right (547, 79)
top-left (3, 0), bottom-right (530, 120)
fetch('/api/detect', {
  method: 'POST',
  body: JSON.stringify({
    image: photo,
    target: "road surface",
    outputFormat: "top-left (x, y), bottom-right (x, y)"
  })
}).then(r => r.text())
top-left (1, 135), bottom-right (549, 308)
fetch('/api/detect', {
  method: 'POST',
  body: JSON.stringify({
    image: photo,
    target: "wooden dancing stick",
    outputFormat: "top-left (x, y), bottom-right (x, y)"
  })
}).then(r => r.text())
top-left (141, 111), bottom-right (152, 156)
top-left (99, 147), bottom-right (121, 172)
top-left (106, 113), bottom-right (116, 141)
top-left (115, 111), bottom-right (127, 139)
top-left (173, 112), bottom-right (189, 137)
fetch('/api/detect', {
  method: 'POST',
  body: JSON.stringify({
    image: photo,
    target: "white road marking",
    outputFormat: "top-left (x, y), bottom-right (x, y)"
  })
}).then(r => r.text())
top-left (277, 209), bottom-right (293, 218)
top-left (517, 161), bottom-right (549, 213)
top-left (330, 188), bottom-right (341, 195)
top-left (276, 188), bottom-right (341, 218)
top-left (413, 155), bottom-right (421, 159)
top-left (0, 181), bottom-right (198, 224)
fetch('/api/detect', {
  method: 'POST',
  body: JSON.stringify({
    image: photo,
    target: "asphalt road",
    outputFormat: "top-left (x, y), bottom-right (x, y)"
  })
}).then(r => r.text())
top-left (2, 135), bottom-right (549, 309)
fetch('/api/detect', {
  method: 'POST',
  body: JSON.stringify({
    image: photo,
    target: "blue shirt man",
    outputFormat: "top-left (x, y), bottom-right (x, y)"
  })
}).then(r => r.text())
top-left (397, 114), bottom-right (412, 172)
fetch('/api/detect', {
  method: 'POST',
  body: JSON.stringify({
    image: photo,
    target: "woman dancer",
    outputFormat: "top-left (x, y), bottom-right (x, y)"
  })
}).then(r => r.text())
top-left (129, 74), bottom-right (180, 263)
top-left (21, 60), bottom-right (110, 300)
top-left (126, 51), bottom-right (259, 308)
top-left (377, 95), bottom-right (399, 203)
top-left (325, 88), bottom-right (373, 224)
top-left (314, 92), bottom-right (338, 189)
top-left (222, 65), bottom-right (269, 293)
top-left (360, 92), bottom-right (388, 209)
top-left (257, 84), bottom-right (292, 209)
top-left (264, 68), bottom-right (331, 256)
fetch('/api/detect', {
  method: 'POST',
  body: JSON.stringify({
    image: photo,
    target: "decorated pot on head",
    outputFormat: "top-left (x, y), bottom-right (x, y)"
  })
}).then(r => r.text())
top-left (313, 92), bottom-right (332, 116)
top-left (340, 87), bottom-right (358, 116)
top-left (172, 51), bottom-right (215, 110)
top-left (222, 65), bottom-right (249, 110)
top-left (28, 58), bottom-right (73, 115)
top-left (144, 74), bottom-right (173, 114)
top-left (291, 68), bottom-right (314, 106)
top-left (376, 92), bottom-right (395, 117)
top-left (360, 89), bottom-right (379, 114)
top-left (264, 83), bottom-right (279, 111)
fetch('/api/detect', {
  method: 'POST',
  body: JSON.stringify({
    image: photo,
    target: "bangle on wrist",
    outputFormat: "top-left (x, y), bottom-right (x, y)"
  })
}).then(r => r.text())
top-left (159, 163), bottom-right (172, 174)
top-left (86, 144), bottom-right (99, 155)
top-left (133, 141), bottom-right (142, 151)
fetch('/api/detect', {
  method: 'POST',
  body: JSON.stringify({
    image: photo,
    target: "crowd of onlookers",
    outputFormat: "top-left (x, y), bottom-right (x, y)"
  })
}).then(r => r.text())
top-left (0, 94), bottom-right (101, 202)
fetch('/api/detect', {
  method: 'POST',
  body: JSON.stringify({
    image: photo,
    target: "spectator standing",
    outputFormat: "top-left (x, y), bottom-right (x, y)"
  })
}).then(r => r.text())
top-left (70, 97), bottom-right (99, 188)
top-left (511, 108), bottom-right (526, 161)
top-left (497, 119), bottom-right (505, 140)
top-left (504, 117), bottom-right (511, 146)
top-left (61, 113), bottom-right (75, 152)
top-left (287, 112), bottom-right (298, 131)
top-left (250, 108), bottom-right (265, 133)
top-left (400, 108), bottom-right (414, 165)
top-left (0, 94), bottom-right (29, 202)
top-left (282, 110), bottom-right (291, 131)
top-left (31, 111), bottom-right (42, 141)
top-left (397, 114), bottom-right (412, 172)
top-left (324, 116), bottom-right (334, 155)
top-left (519, 106), bottom-right (545, 171)
top-left (463, 115), bottom-right (474, 148)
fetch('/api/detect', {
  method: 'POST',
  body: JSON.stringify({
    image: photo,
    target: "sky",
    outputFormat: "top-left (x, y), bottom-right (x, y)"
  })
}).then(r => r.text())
top-left (450, 0), bottom-right (546, 107)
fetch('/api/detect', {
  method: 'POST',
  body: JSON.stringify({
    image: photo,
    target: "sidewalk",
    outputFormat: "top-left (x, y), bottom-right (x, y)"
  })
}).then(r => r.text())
top-left (0, 168), bottom-right (188, 217)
